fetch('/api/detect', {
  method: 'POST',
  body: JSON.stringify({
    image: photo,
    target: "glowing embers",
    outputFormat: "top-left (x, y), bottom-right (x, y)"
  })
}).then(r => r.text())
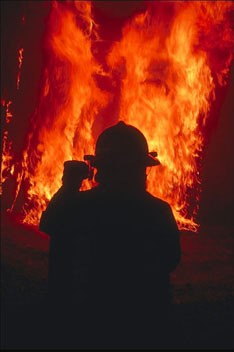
top-left (2, 1), bottom-right (234, 231)
top-left (16, 48), bottom-right (24, 90)
top-left (1, 100), bottom-right (14, 186)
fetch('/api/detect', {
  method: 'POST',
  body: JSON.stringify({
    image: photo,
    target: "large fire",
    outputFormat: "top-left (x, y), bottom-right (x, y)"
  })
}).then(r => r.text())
top-left (1, 1), bottom-right (234, 231)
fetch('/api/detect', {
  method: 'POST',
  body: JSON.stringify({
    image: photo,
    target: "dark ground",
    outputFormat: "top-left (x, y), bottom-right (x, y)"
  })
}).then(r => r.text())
top-left (1, 212), bottom-right (234, 349)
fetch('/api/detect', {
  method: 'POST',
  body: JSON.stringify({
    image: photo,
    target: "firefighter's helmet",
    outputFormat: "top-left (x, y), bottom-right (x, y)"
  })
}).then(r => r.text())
top-left (85, 121), bottom-right (160, 167)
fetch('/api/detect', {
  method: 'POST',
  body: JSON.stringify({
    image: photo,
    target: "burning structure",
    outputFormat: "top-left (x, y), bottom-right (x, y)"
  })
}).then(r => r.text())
top-left (1, 1), bottom-right (234, 231)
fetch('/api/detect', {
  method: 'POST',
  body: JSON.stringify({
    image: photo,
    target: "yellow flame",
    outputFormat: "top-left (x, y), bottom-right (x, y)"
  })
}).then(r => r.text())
top-left (106, 3), bottom-right (219, 229)
top-left (22, 1), bottom-right (109, 224)
top-left (3, 1), bottom-right (233, 231)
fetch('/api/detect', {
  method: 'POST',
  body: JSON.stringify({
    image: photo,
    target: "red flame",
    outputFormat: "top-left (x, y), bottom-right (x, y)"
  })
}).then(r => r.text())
top-left (1, 1), bottom-right (234, 231)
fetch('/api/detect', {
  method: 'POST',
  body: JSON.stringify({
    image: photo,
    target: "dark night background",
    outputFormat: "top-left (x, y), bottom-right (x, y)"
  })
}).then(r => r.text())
top-left (1, 1), bottom-right (234, 349)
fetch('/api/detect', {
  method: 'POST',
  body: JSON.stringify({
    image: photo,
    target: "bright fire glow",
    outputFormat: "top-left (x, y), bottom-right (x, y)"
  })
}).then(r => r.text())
top-left (1, 100), bottom-right (14, 185)
top-left (1, 1), bottom-right (234, 231)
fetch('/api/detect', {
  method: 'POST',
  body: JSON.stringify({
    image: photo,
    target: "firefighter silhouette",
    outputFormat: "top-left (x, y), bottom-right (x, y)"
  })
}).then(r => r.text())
top-left (39, 160), bottom-right (89, 236)
top-left (40, 122), bottom-right (181, 348)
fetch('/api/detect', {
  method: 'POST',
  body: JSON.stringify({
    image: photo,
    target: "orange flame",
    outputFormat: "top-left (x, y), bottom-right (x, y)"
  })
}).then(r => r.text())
top-left (3, 1), bottom-right (234, 231)
top-left (106, 2), bottom-right (219, 230)
top-left (1, 100), bottom-right (14, 187)
top-left (21, 1), bottom-right (109, 223)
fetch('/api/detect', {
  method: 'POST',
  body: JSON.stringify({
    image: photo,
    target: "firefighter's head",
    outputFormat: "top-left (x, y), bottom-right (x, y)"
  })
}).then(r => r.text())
top-left (85, 121), bottom-right (160, 189)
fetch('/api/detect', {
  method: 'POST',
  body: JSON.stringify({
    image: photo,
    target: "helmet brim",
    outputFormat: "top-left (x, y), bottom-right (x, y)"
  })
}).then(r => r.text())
top-left (84, 153), bottom-right (160, 167)
top-left (146, 153), bottom-right (161, 166)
